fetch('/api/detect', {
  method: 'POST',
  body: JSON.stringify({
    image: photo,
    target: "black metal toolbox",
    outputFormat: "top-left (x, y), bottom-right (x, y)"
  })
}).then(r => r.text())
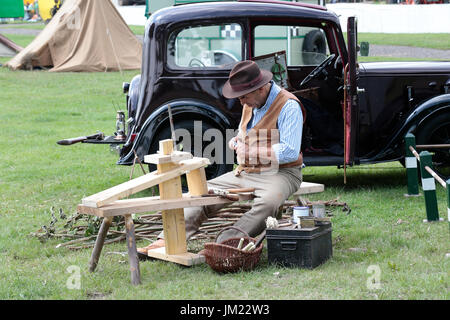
top-left (266, 222), bottom-right (332, 269)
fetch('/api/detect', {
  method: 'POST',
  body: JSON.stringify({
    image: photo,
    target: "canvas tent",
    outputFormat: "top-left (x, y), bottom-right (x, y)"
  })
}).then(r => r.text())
top-left (6, 0), bottom-right (142, 72)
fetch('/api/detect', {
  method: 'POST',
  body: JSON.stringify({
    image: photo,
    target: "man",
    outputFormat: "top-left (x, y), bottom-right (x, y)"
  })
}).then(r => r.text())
top-left (138, 60), bottom-right (305, 254)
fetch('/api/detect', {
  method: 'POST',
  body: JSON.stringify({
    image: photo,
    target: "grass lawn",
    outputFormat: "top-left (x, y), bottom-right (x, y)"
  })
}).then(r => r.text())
top-left (357, 33), bottom-right (450, 51)
top-left (1, 34), bottom-right (37, 48)
top-left (0, 27), bottom-right (449, 301)
top-left (1, 22), bottom-right (146, 35)
top-left (342, 32), bottom-right (450, 51)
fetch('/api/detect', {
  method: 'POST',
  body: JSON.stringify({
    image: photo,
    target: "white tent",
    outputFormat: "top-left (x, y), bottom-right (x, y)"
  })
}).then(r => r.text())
top-left (6, 0), bottom-right (142, 72)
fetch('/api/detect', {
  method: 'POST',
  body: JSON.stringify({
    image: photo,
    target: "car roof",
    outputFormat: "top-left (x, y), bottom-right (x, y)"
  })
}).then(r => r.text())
top-left (149, 0), bottom-right (340, 27)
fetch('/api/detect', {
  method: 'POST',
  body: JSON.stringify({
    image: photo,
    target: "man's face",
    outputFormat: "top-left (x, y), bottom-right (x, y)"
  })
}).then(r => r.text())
top-left (238, 87), bottom-right (265, 109)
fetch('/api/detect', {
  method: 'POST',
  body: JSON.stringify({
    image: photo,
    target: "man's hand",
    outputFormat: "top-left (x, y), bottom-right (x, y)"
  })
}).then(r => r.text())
top-left (235, 139), bottom-right (247, 164)
top-left (228, 136), bottom-right (238, 151)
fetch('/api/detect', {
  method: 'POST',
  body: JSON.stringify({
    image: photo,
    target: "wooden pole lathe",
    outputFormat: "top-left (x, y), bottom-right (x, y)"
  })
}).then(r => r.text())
top-left (447, 180), bottom-right (450, 231)
top-left (125, 214), bottom-right (141, 285)
top-left (144, 139), bottom-right (206, 266)
top-left (157, 139), bottom-right (187, 255)
top-left (89, 216), bottom-right (113, 272)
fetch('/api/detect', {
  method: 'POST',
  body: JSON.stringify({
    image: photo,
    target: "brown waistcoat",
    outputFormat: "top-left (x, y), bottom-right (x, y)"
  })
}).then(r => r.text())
top-left (236, 88), bottom-right (306, 173)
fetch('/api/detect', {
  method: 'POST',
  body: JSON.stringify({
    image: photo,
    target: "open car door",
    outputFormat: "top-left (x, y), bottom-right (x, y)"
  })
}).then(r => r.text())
top-left (343, 16), bottom-right (360, 181)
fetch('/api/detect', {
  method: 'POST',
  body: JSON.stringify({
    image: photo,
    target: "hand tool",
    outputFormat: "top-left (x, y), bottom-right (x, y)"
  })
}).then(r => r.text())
top-left (201, 187), bottom-right (258, 201)
top-left (57, 132), bottom-right (104, 145)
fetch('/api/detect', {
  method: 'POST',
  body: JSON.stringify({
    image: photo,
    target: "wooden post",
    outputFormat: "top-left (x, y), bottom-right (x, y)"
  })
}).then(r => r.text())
top-left (447, 179), bottom-right (450, 231)
top-left (405, 133), bottom-right (420, 196)
top-left (158, 139), bottom-right (187, 255)
top-left (186, 167), bottom-right (208, 196)
top-left (89, 216), bottom-right (113, 272)
top-left (419, 151), bottom-right (440, 222)
top-left (125, 214), bottom-right (141, 285)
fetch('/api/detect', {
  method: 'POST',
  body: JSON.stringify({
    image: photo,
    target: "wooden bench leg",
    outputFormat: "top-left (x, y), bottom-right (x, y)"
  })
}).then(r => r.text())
top-left (125, 214), bottom-right (141, 285)
top-left (89, 216), bottom-right (113, 272)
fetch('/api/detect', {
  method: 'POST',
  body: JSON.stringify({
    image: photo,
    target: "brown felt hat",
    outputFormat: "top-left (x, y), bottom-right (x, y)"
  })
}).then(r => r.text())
top-left (222, 60), bottom-right (273, 99)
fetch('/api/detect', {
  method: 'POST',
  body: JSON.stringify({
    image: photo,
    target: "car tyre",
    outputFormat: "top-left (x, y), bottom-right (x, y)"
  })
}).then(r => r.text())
top-left (416, 111), bottom-right (450, 179)
top-left (302, 30), bottom-right (327, 65)
top-left (148, 119), bottom-right (234, 183)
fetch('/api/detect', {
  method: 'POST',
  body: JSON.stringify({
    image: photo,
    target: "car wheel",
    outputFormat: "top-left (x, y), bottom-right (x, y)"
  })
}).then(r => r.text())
top-left (302, 30), bottom-right (327, 65)
top-left (148, 119), bottom-right (234, 184)
top-left (416, 112), bottom-right (450, 179)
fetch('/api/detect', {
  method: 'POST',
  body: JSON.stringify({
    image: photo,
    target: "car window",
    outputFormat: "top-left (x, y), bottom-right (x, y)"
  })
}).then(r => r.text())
top-left (167, 23), bottom-right (242, 69)
top-left (254, 25), bottom-right (329, 66)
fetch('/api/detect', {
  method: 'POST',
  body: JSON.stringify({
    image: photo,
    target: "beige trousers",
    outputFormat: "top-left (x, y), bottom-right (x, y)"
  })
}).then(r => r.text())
top-left (159, 167), bottom-right (302, 243)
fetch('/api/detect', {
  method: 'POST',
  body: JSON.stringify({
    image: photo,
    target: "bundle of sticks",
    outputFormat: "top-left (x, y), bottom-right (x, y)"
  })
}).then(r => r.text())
top-left (31, 197), bottom-right (349, 250)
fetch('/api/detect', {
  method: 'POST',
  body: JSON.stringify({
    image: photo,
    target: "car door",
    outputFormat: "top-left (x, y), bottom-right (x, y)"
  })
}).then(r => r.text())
top-left (345, 16), bottom-right (360, 167)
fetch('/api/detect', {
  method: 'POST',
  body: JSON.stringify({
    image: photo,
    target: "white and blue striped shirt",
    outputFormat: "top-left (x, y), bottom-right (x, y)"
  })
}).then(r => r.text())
top-left (246, 81), bottom-right (303, 164)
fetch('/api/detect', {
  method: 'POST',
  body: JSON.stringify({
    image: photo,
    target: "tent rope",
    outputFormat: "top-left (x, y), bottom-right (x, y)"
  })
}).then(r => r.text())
top-left (100, 2), bottom-right (123, 75)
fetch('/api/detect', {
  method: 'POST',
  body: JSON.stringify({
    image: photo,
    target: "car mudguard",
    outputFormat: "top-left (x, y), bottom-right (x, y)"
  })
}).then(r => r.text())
top-left (369, 93), bottom-right (450, 161)
top-left (117, 99), bottom-right (233, 165)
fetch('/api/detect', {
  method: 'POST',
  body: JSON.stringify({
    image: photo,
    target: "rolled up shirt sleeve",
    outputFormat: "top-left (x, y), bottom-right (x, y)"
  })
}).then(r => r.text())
top-left (272, 99), bottom-right (303, 164)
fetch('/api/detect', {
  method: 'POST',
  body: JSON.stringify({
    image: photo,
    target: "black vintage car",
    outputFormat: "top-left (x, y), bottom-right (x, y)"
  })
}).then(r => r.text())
top-left (69, 0), bottom-right (450, 180)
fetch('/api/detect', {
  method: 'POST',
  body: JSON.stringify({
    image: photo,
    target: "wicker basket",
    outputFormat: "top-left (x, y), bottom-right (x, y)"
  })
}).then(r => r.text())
top-left (203, 226), bottom-right (263, 273)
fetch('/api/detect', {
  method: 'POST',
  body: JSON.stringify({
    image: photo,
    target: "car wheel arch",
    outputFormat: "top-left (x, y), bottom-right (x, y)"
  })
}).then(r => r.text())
top-left (369, 95), bottom-right (450, 163)
top-left (127, 100), bottom-right (234, 163)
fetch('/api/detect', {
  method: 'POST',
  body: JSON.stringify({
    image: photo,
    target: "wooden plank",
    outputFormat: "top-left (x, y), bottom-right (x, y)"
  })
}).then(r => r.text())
top-left (292, 182), bottom-right (325, 196)
top-left (158, 139), bottom-right (187, 256)
top-left (146, 246), bottom-right (205, 266)
top-left (77, 195), bottom-right (233, 217)
top-left (82, 157), bottom-right (210, 208)
top-left (186, 167), bottom-right (208, 196)
top-left (144, 151), bottom-right (192, 164)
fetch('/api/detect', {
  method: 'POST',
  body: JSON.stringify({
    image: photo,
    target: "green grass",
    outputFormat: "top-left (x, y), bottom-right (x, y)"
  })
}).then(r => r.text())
top-left (1, 33), bottom-right (37, 48)
top-left (0, 22), bottom-right (46, 30)
top-left (357, 33), bottom-right (450, 50)
top-left (1, 22), bottom-right (146, 35)
top-left (343, 33), bottom-right (450, 50)
top-left (129, 25), bottom-right (146, 36)
top-left (359, 56), bottom-right (447, 62)
top-left (0, 65), bottom-right (449, 300)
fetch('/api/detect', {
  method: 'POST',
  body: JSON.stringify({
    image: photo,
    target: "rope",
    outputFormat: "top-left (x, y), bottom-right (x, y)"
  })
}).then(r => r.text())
top-left (416, 144), bottom-right (450, 149)
top-left (409, 145), bottom-right (420, 161)
top-left (425, 166), bottom-right (447, 188)
top-left (100, 2), bottom-right (123, 75)
top-left (409, 146), bottom-right (446, 188)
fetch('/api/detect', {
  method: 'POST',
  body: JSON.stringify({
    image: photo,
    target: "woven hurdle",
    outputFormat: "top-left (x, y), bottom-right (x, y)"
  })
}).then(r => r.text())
top-left (404, 133), bottom-right (447, 225)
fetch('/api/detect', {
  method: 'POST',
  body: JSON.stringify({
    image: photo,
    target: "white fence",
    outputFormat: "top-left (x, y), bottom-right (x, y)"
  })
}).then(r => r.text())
top-left (114, 2), bottom-right (450, 33)
top-left (327, 3), bottom-right (450, 33)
